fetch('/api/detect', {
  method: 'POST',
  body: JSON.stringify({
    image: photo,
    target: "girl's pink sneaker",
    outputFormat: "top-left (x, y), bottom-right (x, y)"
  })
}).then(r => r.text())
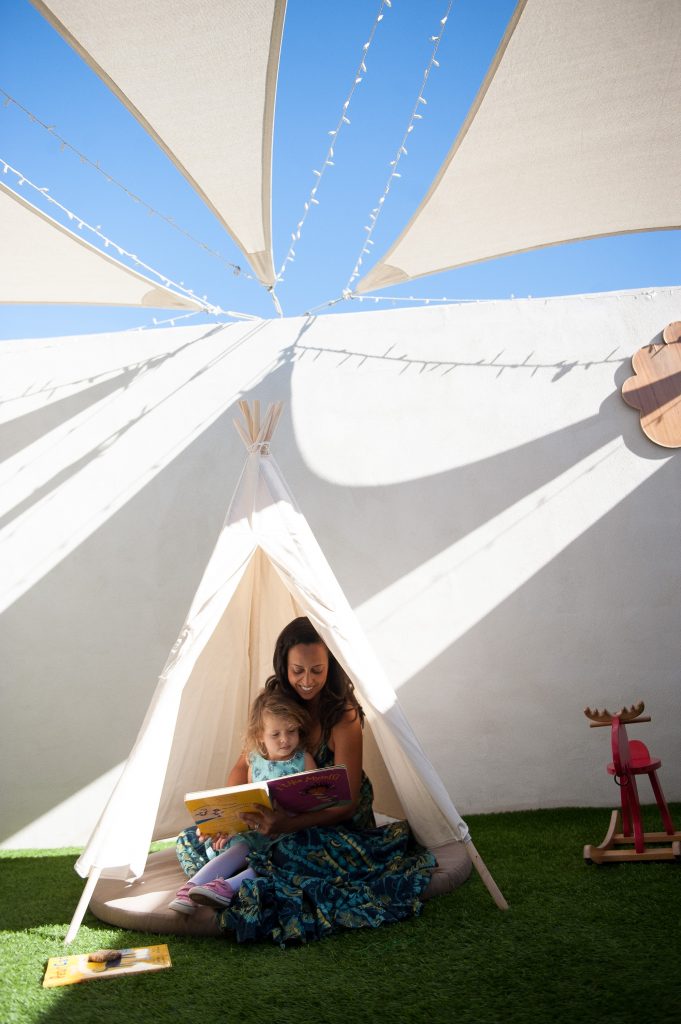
top-left (168, 881), bottom-right (196, 914)
top-left (189, 878), bottom-right (235, 909)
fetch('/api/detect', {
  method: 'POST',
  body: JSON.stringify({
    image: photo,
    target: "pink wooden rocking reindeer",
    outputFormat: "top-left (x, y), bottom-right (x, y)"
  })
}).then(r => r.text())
top-left (583, 701), bottom-right (681, 864)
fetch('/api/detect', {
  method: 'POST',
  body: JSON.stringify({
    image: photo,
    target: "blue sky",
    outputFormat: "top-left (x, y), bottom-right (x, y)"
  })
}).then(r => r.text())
top-left (1, 0), bottom-right (679, 339)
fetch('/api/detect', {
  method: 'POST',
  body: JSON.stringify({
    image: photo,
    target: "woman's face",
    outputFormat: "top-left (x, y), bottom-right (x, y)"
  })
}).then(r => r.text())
top-left (287, 642), bottom-right (329, 702)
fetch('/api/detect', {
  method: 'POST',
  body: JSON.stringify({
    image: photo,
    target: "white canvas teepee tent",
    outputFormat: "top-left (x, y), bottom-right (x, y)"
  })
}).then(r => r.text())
top-left (65, 401), bottom-right (506, 942)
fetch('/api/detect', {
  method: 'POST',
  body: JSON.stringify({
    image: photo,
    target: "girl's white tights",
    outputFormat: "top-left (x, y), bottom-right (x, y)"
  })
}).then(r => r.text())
top-left (190, 840), bottom-right (256, 889)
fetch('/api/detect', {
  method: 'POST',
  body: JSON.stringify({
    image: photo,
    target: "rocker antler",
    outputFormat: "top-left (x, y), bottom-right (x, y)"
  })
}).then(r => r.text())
top-left (583, 700), bottom-right (646, 726)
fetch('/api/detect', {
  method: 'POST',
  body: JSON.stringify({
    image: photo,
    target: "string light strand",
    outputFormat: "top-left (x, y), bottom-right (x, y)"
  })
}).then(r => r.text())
top-left (344, 0), bottom-right (453, 294)
top-left (306, 286), bottom-right (671, 317)
top-left (1, 158), bottom-right (223, 314)
top-left (303, 290), bottom-right (476, 316)
top-left (0, 86), bottom-right (256, 282)
top-left (273, 0), bottom-right (393, 293)
top-left (131, 307), bottom-right (262, 331)
top-left (348, 292), bottom-right (479, 305)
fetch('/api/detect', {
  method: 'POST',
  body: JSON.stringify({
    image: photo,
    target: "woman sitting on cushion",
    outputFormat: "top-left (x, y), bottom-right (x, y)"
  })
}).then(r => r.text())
top-left (176, 616), bottom-right (435, 945)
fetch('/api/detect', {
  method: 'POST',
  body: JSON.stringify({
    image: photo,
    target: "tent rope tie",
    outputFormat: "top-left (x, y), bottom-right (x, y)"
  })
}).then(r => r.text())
top-left (248, 441), bottom-right (271, 455)
top-left (161, 625), bottom-right (192, 677)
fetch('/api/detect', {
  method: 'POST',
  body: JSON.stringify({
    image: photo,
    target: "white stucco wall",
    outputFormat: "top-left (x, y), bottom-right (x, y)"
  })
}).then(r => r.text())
top-left (2, 286), bottom-right (680, 848)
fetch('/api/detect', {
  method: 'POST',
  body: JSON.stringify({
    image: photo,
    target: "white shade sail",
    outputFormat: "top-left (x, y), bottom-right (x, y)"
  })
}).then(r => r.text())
top-left (0, 181), bottom-right (205, 309)
top-left (356, 0), bottom-right (681, 293)
top-left (32, 0), bottom-right (286, 286)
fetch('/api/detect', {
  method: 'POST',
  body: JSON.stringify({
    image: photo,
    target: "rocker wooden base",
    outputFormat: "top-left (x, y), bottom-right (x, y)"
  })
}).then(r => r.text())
top-left (584, 809), bottom-right (681, 864)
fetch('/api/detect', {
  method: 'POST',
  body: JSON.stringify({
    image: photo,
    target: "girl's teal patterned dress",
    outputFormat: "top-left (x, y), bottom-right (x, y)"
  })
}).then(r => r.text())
top-left (176, 744), bottom-right (436, 945)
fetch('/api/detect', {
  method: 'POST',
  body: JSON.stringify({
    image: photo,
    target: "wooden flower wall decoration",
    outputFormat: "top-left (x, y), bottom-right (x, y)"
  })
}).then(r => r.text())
top-left (621, 321), bottom-right (681, 448)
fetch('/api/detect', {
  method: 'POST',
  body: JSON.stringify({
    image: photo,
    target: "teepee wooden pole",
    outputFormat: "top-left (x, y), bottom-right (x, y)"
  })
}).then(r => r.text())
top-left (269, 401), bottom-right (283, 438)
top-left (64, 866), bottom-right (102, 944)
top-left (465, 841), bottom-right (509, 910)
top-left (233, 418), bottom-right (252, 449)
top-left (236, 401), bottom-right (284, 449)
top-left (239, 400), bottom-right (255, 441)
top-left (260, 401), bottom-right (282, 443)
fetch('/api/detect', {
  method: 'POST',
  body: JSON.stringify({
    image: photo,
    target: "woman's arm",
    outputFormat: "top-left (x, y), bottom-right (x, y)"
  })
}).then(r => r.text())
top-left (227, 750), bottom-right (249, 786)
top-left (303, 751), bottom-right (317, 771)
top-left (241, 708), bottom-right (364, 836)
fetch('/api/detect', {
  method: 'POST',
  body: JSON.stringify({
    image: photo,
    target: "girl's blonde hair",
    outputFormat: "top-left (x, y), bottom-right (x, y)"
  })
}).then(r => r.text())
top-left (244, 690), bottom-right (312, 758)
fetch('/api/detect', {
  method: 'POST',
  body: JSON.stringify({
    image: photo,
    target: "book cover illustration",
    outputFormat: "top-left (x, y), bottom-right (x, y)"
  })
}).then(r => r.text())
top-left (184, 782), bottom-right (273, 836)
top-left (267, 764), bottom-right (351, 813)
top-left (43, 945), bottom-right (172, 987)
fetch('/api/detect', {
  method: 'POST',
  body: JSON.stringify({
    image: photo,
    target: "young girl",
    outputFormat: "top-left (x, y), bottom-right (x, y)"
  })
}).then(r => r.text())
top-left (169, 690), bottom-right (315, 913)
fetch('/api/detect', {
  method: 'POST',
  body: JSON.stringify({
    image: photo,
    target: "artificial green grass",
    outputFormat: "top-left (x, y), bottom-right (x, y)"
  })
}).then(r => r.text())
top-left (1, 806), bottom-right (680, 1024)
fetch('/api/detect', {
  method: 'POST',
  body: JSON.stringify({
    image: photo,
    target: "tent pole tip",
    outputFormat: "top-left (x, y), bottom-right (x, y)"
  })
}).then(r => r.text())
top-left (64, 867), bottom-right (102, 944)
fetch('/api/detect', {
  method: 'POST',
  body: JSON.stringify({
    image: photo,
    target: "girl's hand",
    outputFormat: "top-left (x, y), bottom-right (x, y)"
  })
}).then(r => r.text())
top-left (197, 828), bottom-right (229, 851)
top-left (211, 831), bottom-right (230, 851)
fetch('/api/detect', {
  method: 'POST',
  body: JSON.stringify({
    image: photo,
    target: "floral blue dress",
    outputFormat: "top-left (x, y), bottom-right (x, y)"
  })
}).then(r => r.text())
top-left (249, 749), bottom-right (306, 782)
top-left (176, 743), bottom-right (436, 945)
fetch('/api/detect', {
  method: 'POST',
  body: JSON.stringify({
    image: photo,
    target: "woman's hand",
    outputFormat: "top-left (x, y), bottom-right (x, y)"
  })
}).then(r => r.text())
top-left (239, 805), bottom-right (290, 838)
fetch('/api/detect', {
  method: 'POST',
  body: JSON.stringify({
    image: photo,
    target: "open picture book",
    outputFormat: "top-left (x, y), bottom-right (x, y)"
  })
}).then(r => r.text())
top-left (184, 764), bottom-right (351, 836)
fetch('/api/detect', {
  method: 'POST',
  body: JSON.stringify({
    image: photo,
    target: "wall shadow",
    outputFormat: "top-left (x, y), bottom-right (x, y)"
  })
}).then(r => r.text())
top-left (237, 338), bottom-right (665, 607)
top-left (2, 316), bottom-right (674, 837)
top-left (0, 322), bottom-right (248, 532)
top-left (396, 455), bottom-right (681, 812)
top-left (1, 370), bottom-right (138, 463)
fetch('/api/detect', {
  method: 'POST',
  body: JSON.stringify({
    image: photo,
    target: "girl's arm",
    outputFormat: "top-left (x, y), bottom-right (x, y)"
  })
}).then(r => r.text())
top-left (303, 751), bottom-right (317, 771)
top-left (241, 707), bottom-right (364, 836)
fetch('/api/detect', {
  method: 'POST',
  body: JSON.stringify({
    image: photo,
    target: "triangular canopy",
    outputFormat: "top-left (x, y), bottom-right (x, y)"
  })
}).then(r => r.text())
top-left (0, 181), bottom-right (204, 310)
top-left (74, 402), bottom-right (470, 894)
top-left (32, 0), bottom-right (285, 286)
top-left (357, 0), bottom-right (681, 293)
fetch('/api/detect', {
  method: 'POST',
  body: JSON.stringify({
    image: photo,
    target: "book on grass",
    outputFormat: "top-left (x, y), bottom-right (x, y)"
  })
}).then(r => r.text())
top-left (42, 945), bottom-right (172, 987)
top-left (184, 764), bottom-right (352, 835)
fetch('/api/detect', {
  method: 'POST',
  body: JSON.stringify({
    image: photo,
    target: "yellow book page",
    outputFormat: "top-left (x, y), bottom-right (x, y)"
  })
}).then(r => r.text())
top-left (185, 786), bottom-right (272, 836)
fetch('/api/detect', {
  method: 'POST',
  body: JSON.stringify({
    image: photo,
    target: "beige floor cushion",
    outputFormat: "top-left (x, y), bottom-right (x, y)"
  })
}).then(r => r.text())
top-left (89, 842), bottom-right (472, 938)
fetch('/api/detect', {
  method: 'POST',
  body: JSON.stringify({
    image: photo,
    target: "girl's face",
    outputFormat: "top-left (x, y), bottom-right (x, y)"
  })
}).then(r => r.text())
top-left (287, 642), bottom-right (329, 703)
top-left (261, 712), bottom-right (301, 761)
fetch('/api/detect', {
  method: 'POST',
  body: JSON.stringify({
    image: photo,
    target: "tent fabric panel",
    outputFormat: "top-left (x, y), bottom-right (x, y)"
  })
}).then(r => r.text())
top-left (362, 721), bottom-right (406, 821)
top-left (74, 659), bottom-right (193, 881)
top-left (32, 0), bottom-right (285, 285)
top-left (153, 558), bottom-right (259, 840)
top-left (0, 182), bottom-right (203, 310)
top-left (357, 0), bottom-right (681, 292)
top-left (154, 551), bottom-right (302, 840)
